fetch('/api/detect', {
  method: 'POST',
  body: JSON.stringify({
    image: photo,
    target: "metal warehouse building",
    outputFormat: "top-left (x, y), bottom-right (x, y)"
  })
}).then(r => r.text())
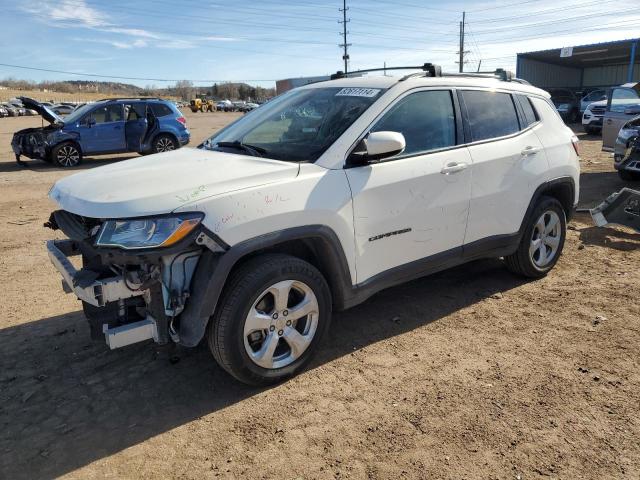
top-left (516, 38), bottom-right (639, 90)
top-left (276, 75), bottom-right (330, 95)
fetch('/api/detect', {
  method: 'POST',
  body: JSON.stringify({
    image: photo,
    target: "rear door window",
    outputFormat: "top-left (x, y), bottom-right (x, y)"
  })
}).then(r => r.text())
top-left (90, 104), bottom-right (124, 124)
top-left (125, 103), bottom-right (145, 121)
top-left (462, 90), bottom-right (520, 142)
top-left (370, 90), bottom-right (456, 158)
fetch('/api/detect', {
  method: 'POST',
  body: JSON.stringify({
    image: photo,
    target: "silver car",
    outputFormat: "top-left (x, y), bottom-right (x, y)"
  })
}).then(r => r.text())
top-left (613, 114), bottom-right (640, 181)
top-left (602, 83), bottom-right (640, 152)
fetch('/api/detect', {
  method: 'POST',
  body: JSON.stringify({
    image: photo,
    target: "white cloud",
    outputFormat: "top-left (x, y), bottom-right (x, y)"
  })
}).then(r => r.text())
top-left (204, 36), bottom-right (240, 42)
top-left (24, 0), bottom-right (109, 28)
top-left (21, 0), bottom-right (164, 49)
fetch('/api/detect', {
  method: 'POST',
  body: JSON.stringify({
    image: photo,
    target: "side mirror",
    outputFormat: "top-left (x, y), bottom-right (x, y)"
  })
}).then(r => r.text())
top-left (347, 131), bottom-right (406, 167)
top-left (624, 105), bottom-right (640, 116)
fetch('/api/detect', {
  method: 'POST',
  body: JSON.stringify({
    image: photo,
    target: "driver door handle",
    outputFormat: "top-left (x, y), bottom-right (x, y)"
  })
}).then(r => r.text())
top-left (440, 162), bottom-right (468, 174)
top-left (521, 146), bottom-right (541, 156)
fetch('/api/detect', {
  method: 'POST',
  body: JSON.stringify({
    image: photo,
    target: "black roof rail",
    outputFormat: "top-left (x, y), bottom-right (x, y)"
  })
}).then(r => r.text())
top-left (330, 63), bottom-right (442, 80)
top-left (326, 65), bottom-right (530, 85)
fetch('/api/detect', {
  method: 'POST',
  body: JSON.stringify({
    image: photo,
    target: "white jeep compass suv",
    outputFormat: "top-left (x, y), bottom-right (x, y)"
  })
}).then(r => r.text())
top-left (46, 65), bottom-right (580, 385)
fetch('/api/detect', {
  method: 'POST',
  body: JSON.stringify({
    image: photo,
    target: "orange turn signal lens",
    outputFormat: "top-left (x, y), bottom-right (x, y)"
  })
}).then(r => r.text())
top-left (159, 218), bottom-right (201, 247)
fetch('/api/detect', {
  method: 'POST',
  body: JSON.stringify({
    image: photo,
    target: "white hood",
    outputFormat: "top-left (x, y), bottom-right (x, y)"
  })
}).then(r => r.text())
top-left (49, 148), bottom-right (300, 218)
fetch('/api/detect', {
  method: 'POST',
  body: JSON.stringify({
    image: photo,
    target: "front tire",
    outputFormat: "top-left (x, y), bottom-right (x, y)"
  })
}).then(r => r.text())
top-left (153, 134), bottom-right (177, 153)
top-left (505, 196), bottom-right (566, 278)
top-left (51, 142), bottom-right (82, 167)
top-left (208, 254), bottom-right (332, 386)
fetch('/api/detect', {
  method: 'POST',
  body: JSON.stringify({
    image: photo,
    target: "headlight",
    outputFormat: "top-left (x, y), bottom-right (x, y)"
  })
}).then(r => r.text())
top-left (95, 213), bottom-right (203, 249)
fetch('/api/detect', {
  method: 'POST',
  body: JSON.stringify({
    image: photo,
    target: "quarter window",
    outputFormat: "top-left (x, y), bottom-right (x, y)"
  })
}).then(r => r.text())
top-left (370, 90), bottom-right (456, 157)
top-left (516, 95), bottom-right (538, 128)
top-left (462, 90), bottom-right (520, 142)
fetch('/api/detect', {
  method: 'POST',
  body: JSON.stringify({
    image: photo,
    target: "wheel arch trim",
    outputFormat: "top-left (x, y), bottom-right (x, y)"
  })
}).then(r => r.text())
top-left (177, 225), bottom-right (353, 347)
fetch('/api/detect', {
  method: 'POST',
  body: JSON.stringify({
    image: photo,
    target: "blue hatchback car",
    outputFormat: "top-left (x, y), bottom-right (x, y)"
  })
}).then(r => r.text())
top-left (12, 97), bottom-right (190, 167)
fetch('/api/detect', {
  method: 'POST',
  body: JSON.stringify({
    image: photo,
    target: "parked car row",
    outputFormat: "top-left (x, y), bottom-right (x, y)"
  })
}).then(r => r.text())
top-left (0, 98), bottom-right (84, 118)
top-left (214, 99), bottom-right (259, 112)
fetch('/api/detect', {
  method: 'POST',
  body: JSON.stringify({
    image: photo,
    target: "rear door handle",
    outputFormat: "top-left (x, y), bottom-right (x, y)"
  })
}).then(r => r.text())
top-left (521, 146), bottom-right (541, 156)
top-left (440, 162), bottom-right (468, 174)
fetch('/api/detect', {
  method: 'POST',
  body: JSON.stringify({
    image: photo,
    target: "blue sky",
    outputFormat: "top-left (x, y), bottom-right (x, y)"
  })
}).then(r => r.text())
top-left (0, 0), bottom-right (638, 88)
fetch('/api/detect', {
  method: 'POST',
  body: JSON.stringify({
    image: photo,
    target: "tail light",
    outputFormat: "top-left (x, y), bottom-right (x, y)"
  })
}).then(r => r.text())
top-left (571, 135), bottom-right (580, 156)
top-left (177, 116), bottom-right (186, 126)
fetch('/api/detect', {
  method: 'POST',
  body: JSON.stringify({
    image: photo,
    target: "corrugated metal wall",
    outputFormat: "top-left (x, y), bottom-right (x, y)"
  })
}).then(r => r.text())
top-left (583, 63), bottom-right (640, 86)
top-left (518, 57), bottom-right (640, 89)
top-left (517, 58), bottom-right (582, 88)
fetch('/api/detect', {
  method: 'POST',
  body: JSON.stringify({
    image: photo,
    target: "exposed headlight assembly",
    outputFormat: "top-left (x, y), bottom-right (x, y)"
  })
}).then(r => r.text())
top-left (96, 213), bottom-right (203, 249)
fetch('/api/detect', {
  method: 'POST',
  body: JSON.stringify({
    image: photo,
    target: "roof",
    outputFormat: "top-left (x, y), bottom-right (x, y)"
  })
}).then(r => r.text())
top-left (518, 38), bottom-right (639, 69)
top-left (299, 73), bottom-right (549, 97)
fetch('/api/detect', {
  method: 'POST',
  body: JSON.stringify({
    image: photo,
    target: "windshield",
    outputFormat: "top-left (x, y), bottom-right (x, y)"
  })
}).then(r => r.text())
top-left (63, 103), bottom-right (95, 124)
top-left (201, 86), bottom-right (385, 162)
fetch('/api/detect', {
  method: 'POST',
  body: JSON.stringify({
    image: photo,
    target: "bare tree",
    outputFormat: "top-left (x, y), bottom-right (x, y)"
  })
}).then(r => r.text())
top-left (174, 80), bottom-right (194, 101)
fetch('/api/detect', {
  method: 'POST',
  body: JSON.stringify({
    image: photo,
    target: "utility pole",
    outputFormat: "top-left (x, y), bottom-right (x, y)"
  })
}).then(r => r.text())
top-left (339, 0), bottom-right (351, 73)
top-left (458, 11), bottom-right (467, 73)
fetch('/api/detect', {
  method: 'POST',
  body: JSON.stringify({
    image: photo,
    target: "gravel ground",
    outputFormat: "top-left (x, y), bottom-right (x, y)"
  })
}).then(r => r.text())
top-left (0, 111), bottom-right (638, 480)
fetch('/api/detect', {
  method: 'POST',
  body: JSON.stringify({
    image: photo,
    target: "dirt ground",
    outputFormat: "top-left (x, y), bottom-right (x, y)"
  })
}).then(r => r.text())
top-left (0, 110), bottom-right (638, 480)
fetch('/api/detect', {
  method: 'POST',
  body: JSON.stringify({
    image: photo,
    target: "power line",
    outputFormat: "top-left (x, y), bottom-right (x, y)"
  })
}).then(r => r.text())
top-left (0, 63), bottom-right (279, 83)
top-left (470, 0), bottom-right (616, 23)
top-left (469, 8), bottom-right (639, 35)
top-left (467, 0), bottom-right (544, 13)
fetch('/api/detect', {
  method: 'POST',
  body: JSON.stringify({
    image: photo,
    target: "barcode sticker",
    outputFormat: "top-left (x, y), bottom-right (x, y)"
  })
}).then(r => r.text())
top-left (335, 88), bottom-right (381, 98)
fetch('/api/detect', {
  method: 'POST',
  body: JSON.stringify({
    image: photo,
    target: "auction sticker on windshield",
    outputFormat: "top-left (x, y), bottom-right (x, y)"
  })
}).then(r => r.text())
top-left (335, 88), bottom-right (381, 98)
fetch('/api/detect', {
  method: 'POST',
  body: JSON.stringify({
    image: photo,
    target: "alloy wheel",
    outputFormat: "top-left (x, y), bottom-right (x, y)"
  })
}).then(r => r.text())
top-left (243, 280), bottom-right (319, 370)
top-left (56, 145), bottom-right (80, 167)
top-left (156, 137), bottom-right (176, 152)
top-left (529, 210), bottom-right (562, 269)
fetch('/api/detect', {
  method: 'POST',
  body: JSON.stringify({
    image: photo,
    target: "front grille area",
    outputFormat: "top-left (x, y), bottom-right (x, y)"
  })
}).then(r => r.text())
top-left (591, 106), bottom-right (606, 116)
top-left (47, 210), bottom-right (102, 241)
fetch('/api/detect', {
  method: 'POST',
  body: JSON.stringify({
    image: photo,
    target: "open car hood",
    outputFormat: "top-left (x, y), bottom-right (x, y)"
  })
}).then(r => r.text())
top-left (19, 97), bottom-right (63, 125)
top-left (49, 147), bottom-right (300, 219)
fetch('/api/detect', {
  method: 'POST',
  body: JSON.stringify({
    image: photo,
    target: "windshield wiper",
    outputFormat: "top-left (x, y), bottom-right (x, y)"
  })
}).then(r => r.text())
top-left (214, 140), bottom-right (267, 157)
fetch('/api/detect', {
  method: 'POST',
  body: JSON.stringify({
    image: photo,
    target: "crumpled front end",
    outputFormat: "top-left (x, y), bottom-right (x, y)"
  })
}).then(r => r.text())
top-left (45, 209), bottom-right (225, 349)
top-left (12, 126), bottom-right (62, 162)
top-left (12, 129), bottom-right (49, 161)
top-left (614, 116), bottom-right (640, 174)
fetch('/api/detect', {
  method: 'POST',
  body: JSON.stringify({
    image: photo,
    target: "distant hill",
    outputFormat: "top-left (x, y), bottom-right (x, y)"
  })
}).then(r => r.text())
top-left (0, 78), bottom-right (275, 102)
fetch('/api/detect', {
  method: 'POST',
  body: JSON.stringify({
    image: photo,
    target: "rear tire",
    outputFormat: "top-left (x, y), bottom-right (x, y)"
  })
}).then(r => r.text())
top-left (618, 169), bottom-right (640, 181)
top-left (208, 254), bottom-right (332, 386)
top-left (51, 142), bottom-right (82, 168)
top-left (505, 196), bottom-right (566, 278)
top-left (153, 134), bottom-right (178, 153)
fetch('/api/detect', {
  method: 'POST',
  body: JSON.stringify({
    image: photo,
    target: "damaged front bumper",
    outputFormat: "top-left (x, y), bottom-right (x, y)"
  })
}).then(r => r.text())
top-left (613, 118), bottom-right (640, 174)
top-left (47, 239), bottom-right (147, 307)
top-left (45, 229), bottom-right (224, 350)
top-left (590, 188), bottom-right (640, 232)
